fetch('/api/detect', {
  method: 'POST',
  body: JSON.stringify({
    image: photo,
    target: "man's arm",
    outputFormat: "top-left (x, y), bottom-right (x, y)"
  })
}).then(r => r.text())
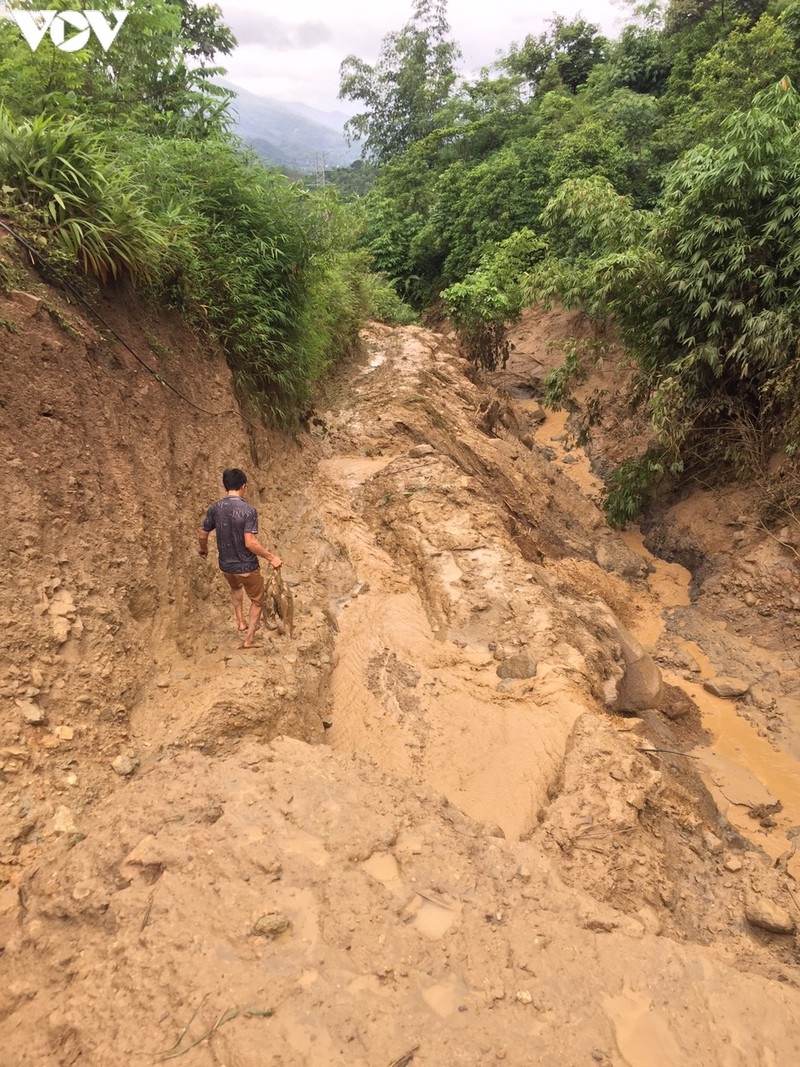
top-left (244, 532), bottom-right (282, 569)
top-left (198, 529), bottom-right (209, 557)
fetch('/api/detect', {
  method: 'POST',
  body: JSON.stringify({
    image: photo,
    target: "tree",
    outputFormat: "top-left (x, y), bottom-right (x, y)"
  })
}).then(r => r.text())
top-left (500, 16), bottom-right (608, 95)
top-left (534, 80), bottom-right (800, 494)
top-left (338, 0), bottom-right (460, 163)
top-left (0, 1), bottom-right (236, 136)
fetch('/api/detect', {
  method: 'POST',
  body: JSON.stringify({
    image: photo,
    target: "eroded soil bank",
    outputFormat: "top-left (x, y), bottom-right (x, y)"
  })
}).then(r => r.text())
top-left (1, 266), bottom-right (800, 1065)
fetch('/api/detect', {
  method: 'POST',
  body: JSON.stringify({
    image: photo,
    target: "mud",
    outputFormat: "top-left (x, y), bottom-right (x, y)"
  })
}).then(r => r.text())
top-left (1, 266), bottom-right (800, 1065)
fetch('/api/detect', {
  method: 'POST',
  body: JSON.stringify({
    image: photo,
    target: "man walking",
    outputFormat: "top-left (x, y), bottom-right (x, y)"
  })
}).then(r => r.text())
top-left (199, 468), bottom-right (282, 648)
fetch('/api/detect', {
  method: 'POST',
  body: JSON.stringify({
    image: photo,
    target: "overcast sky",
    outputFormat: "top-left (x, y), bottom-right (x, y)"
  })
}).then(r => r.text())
top-left (217, 1), bottom-right (632, 114)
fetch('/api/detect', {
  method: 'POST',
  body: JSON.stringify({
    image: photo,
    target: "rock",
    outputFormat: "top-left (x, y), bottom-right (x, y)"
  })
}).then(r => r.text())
top-left (745, 895), bottom-right (796, 934)
top-left (703, 677), bottom-right (750, 698)
top-left (595, 543), bottom-right (614, 570)
top-left (16, 699), bottom-right (45, 725)
top-left (522, 401), bottom-right (546, 426)
top-left (613, 624), bottom-right (663, 712)
top-left (496, 652), bottom-right (537, 680)
top-left (9, 290), bottom-right (42, 317)
top-left (55, 726), bottom-right (74, 741)
top-left (625, 787), bottom-right (647, 811)
top-left (515, 990), bottom-right (533, 1005)
top-left (251, 911), bottom-right (290, 937)
top-left (724, 856), bottom-right (743, 872)
top-left (51, 806), bottom-right (77, 834)
top-left (111, 754), bottom-right (139, 777)
top-left (408, 444), bottom-right (435, 458)
top-left (744, 592), bottom-right (757, 607)
top-left (702, 830), bottom-right (724, 856)
top-left (51, 617), bottom-right (71, 644)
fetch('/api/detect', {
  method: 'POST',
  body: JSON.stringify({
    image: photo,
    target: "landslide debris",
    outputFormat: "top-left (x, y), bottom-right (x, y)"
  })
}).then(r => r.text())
top-left (2, 267), bottom-right (800, 1065)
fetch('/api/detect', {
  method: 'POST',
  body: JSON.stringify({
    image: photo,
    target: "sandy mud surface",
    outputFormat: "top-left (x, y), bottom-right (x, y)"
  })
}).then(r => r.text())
top-left (1, 266), bottom-right (800, 1064)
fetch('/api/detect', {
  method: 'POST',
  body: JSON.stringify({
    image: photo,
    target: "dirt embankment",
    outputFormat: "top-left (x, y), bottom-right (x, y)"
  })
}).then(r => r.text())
top-left (1, 262), bottom-right (800, 1066)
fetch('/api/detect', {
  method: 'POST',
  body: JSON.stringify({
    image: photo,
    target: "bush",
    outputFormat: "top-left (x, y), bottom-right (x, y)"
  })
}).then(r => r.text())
top-left (441, 228), bottom-right (545, 369)
top-left (0, 111), bottom-right (373, 424)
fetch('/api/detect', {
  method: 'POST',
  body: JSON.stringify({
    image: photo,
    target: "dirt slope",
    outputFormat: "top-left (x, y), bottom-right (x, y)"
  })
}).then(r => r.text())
top-left (1, 262), bottom-right (800, 1065)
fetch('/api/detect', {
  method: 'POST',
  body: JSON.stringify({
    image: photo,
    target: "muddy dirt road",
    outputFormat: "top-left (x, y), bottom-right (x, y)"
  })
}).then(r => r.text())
top-left (1, 276), bottom-right (800, 1065)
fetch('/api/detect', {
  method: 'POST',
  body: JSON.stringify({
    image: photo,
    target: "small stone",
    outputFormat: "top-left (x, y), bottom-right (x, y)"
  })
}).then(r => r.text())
top-left (496, 652), bottom-right (537, 680)
top-left (745, 895), bottom-right (796, 934)
top-left (111, 754), bottom-right (139, 777)
top-left (724, 856), bottom-right (743, 872)
top-left (703, 677), bottom-right (750, 699)
top-left (55, 726), bottom-right (74, 741)
top-left (16, 700), bottom-right (45, 726)
top-left (702, 830), bottom-right (724, 856)
top-left (744, 592), bottom-right (757, 607)
top-left (51, 806), bottom-right (77, 834)
top-left (252, 912), bottom-right (290, 938)
top-left (515, 990), bottom-right (533, 1004)
top-left (408, 444), bottom-right (435, 458)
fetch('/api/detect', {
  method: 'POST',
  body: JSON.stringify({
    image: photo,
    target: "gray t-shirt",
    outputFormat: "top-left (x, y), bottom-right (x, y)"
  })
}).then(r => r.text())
top-left (202, 497), bottom-right (259, 574)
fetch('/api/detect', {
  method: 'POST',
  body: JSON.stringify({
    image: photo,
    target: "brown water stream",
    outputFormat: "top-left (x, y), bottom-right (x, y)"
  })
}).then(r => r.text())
top-left (533, 406), bottom-right (800, 877)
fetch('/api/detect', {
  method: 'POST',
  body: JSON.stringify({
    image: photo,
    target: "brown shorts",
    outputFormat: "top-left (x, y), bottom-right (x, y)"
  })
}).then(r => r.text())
top-left (221, 569), bottom-right (265, 606)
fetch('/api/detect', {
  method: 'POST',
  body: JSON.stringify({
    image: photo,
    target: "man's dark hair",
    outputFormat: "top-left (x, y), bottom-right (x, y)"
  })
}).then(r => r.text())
top-left (222, 468), bottom-right (247, 491)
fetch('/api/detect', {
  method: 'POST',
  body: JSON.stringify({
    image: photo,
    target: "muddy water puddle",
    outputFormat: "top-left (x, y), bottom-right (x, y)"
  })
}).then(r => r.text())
top-left (530, 402), bottom-right (800, 875)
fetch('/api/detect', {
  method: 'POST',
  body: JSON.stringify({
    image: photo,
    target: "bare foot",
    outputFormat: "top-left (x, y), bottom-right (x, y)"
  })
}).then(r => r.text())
top-left (237, 624), bottom-right (248, 633)
top-left (239, 641), bottom-right (262, 649)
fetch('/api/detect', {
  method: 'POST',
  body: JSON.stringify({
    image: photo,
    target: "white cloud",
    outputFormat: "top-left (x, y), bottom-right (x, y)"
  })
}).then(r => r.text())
top-left (218, 1), bottom-right (629, 111)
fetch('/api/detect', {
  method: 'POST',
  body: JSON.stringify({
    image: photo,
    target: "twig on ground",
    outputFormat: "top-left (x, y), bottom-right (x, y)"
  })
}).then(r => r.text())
top-left (389, 1045), bottom-right (420, 1067)
top-left (637, 747), bottom-right (699, 759)
top-left (140, 894), bottom-right (154, 932)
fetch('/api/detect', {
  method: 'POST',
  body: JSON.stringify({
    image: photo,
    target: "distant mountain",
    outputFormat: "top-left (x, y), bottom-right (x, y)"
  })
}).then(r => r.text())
top-left (219, 80), bottom-right (361, 174)
top-left (281, 101), bottom-right (352, 132)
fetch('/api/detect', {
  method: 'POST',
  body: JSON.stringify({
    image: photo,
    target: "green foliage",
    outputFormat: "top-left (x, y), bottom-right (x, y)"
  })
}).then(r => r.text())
top-left (363, 273), bottom-right (419, 324)
top-left (529, 174), bottom-right (654, 319)
top-left (441, 229), bottom-right (545, 368)
top-left (501, 15), bottom-right (609, 93)
top-left (681, 13), bottom-right (800, 140)
top-left (607, 13), bottom-right (673, 95)
top-left (122, 140), bottom-right (369, 419)
top-left (339, 0), bottom-right (460, 163)
top-left (533, 79), bottom-right (800, 517)
top-left (0, 0), bottom-right (236, 138)
top-left (602, 449), bottom-right (677, 528)
top-left (324, 159), bottom-right (378, 198)
top-left (0, 108), bottom-right (182, 284)
top-left (541, 338), bottom-right (610, 410)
